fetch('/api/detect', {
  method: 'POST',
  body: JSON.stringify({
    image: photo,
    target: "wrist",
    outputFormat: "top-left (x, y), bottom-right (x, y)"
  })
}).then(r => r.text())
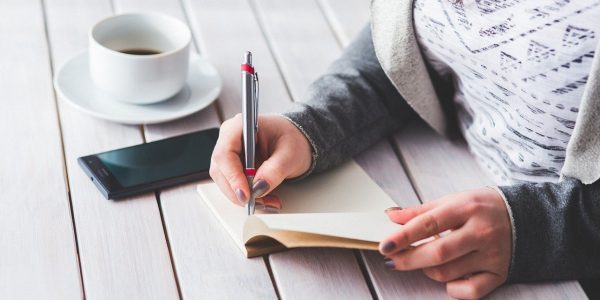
top-left (279, 114), bottom-right (318, 181)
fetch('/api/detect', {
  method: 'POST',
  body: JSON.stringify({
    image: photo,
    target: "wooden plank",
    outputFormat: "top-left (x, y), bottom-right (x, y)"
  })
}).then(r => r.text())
top-left (181, 0), bottom-right (292, 118)
top-left (252, 0), bottom-right (340, 102)
top-left (252, 0), bottom-right (430, 298)
top-left (268, 248), bottom-right (370, 299)
top-left (395, 123), bottom-right (494, 200)
top-left (362, 251), bottom-right (452, 299)
top-left (318, 0), bottom-right (370, 47)
top-left (43, 1), bottom-right (180, 299)
top-left (114, 0), bottom-right (279, 298)
top-left (0, 0), bottom-right (82, 298)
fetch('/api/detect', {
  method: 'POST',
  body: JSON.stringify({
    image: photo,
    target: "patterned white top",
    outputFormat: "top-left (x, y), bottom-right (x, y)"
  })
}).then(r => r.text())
top-left (413, 0), bottom-right (600, 185)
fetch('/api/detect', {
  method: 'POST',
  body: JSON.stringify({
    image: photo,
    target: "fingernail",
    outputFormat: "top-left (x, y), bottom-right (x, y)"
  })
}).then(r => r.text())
top-left (235, 188), bottom-right (247, 203)
top-left (384, 258), bottom-right (395, 269)
top-left (252, 179), bottom-right (270, 198)
top-left (385, 206), bottom-right (403, 213)
top-left (381, 241), bottom-right (396, 254)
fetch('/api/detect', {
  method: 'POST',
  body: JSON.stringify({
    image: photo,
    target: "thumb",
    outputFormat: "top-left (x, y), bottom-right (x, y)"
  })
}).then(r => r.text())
top-left (251, 153), bottom-right (290, 198)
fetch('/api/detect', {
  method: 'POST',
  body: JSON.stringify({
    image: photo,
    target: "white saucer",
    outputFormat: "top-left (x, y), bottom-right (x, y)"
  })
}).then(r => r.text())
top-left (54, 52), bottom-right (222, 124)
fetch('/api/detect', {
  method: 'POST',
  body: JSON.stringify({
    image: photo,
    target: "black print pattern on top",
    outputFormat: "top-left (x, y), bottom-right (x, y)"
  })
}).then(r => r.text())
top-left (527, 40), bottom-right (556, 63)
top-left (476, 0), bottom-right (521, 14)
top-left (413, 0), bottom-right (600, 185)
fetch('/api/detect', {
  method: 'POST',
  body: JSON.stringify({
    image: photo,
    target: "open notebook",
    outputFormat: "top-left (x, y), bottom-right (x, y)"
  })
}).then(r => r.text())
top-left (197, 161), bottom-right (403, 258)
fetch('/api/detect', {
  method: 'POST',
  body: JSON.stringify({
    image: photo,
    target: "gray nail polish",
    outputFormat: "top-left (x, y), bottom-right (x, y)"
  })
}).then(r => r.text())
top-left (252, 179), bottom-right (270, 198)
top-left (382, 241), bottom-right (396, 253)
top-left (384, 258), bottom-right (395, 269)
top-left (235, 188), bottom-right (247, 203)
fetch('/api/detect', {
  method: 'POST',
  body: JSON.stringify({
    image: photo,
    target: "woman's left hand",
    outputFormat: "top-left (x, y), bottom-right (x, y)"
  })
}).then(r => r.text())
top-left (379, 187), bottom-right (512, 299)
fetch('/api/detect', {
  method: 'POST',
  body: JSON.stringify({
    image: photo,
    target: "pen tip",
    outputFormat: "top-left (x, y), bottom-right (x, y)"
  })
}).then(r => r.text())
top-left (244, 51), bottom-right (252, 65)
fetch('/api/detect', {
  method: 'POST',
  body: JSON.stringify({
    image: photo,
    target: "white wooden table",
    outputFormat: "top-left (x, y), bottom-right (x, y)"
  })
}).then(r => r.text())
top-left (1, 0), bottom-right (588, 299)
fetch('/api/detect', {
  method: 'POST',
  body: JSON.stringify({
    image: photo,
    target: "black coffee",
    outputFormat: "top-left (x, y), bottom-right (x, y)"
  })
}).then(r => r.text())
top-left (119, 48), bottom-right (162, 55)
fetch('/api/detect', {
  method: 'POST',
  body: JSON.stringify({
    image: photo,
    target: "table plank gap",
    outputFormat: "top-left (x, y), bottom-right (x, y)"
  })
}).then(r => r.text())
top-left (182, 0), bottom-right (293, 119)
top-left (40, 0), bottom-right (99, 295)
top-left (40, 0), bottom-right (73, 194)
top-left (394, 122), bottom-right (494, 200)
top-left (386, 135), bottom-right (427, 204)
top-left (246, 0), bottom-right (298, 103)
top-left (269, 248), bottom-right (372, 299)
top-left (39, 1), bottom-right (88, 295)
top-left (353, 250), bottom-right (380, 300)
top-left (263, 255), bottom-right (283, 300)
top-left (313, 0), bottom-right (346, 49)
top-left (156, 193), bottom-right (184, 300)
top-left (318, 0), bottom-right (370, 48)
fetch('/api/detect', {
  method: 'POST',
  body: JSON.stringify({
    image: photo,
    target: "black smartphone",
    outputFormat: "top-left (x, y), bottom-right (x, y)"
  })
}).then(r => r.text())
top-left (78, 128), bottom-right (219, 200)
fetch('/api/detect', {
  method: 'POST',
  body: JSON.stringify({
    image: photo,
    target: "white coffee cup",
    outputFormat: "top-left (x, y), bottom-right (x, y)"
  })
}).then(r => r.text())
top-left (89, 13), bottom-right (191, 104)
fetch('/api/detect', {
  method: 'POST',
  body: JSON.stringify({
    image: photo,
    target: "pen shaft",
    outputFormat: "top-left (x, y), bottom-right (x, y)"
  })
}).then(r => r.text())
top-left (242, 66), bottom-right (256, 170)
top-left (242, 51), bottom-right (257, 215)
top-left (246, 175), bottom-right (255, 215)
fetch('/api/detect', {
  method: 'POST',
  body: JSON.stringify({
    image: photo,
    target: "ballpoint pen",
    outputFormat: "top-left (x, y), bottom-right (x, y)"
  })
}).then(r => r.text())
top-left (242, 51), bottom-right (259, 215)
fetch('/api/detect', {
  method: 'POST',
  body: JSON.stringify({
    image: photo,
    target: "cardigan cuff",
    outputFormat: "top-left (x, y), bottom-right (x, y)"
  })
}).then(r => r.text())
top-left (488, 185), bottom-right (517, 280)
top-left (279, 114), bottom-right (318, 182)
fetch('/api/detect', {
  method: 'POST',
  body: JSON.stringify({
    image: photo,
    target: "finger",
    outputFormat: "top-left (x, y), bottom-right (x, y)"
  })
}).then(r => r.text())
top-left (446, 272), bottom-right (505, 300)
top-left (213, 150), bottom-right (251, 202)
top-left (212, 115), bottom-right (251, 202)
top-left (386, 200), bottom-right (441, 225)
top-left (255, 195), bottom-right (282, 213)
top-left (252, 146), bottom-right (294, 198)
top-left (261, 194), bottom-right (282, 210)
top-left (210, 167), bottom-right (245, 206)
top-left (422, 251), bottom-right (486, 282)
top-left (214, 114), bottom-right (243, 155)
top-left (384, 227), bottom-right (477, 270)
top-left (255, 195), bottom-right (282, 209)
top-left (379, 202), bottom-right (469, 255)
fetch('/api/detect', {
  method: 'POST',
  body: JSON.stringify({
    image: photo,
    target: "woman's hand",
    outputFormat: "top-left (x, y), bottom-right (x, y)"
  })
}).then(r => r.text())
top-left (210, 114), bottom-right (313, 206)
top-left (380, 187), bottom-right (512, 299)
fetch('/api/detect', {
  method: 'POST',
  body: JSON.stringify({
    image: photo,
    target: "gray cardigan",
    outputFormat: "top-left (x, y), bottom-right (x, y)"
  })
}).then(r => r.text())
top-left (282, 26), bottom-right (600, 282)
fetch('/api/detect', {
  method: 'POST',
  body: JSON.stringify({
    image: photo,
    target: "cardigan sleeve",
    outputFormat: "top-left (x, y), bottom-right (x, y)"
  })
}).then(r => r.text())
top-left (282, 25), bottom-right (416, 175)
top-left (498, 177), bottom-right (600, 282)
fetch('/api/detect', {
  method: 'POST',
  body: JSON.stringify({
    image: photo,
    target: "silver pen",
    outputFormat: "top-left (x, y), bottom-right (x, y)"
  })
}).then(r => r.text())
top-left (242, 51), bottom-right (259, 215)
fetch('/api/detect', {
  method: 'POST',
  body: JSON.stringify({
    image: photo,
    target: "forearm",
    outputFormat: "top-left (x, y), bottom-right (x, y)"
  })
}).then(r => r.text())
top-left (282, 25), bottom-right (415, 175)
top-left (498, 177), bottom-right (600, 282)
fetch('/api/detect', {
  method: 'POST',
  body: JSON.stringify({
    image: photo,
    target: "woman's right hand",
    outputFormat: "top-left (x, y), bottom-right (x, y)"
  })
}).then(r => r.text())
top-left (209, 114), bottom-right (313, 206)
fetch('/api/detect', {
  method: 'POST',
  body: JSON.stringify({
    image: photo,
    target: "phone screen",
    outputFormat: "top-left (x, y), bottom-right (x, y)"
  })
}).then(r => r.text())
top-left (82, 128), bottom-right (219, 195)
